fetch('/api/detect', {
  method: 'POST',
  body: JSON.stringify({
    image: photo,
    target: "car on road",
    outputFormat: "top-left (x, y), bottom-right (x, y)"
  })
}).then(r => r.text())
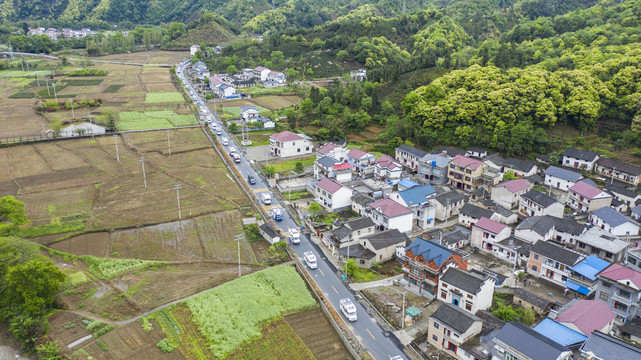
top-left (221, 137), bottom-right (229, 146)
top-left (272, 208), bottom-right (283, 221)
top-left (216, 128), bottom-right (222, 135)
top-left (288, 228), bottom-right (300, 244)
top-left (303, 251), bottom-right (317, 269)
top-left (229, 146), bottom-right (237, 155)
top-left (261, 193), bottom-right (272, 205)
top-left (233, 153), bottom-right (241, 163)
top-left (340, 298), bottom-right (357, 322)
top-left (247, 174), bottom-right (255, 184)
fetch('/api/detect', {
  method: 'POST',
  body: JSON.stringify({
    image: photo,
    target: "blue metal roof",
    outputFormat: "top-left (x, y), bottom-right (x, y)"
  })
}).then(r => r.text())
top-left (568, 255), bottom-right (611, 281)
top-left (398, 179), bottom-right (419, 189)
top-left (564, 280), bottom-right (591, 295)
top-left (533, 318), bottom-right (588, 347)
top-left (398, 185), bottom-right (436, 206)
top-left (406, 237), bottom-right (454, 267)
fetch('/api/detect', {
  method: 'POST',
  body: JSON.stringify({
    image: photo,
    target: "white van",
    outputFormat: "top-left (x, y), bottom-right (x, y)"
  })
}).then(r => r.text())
top-left (303, 251), bottom-right (317, 269)
top-left (288, 228), bottom-right (300, 244)
top-left (261, 193), bottom-right (272, 205)
top-left (216, 128), bottom-right (222, 135)
top-left (221, 137), bottom-right (228, 146)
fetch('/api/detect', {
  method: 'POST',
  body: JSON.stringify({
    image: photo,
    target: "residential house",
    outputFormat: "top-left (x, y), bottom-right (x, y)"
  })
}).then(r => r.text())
top-left (492, 205), bottom-right (518, 225)
top-left (351, 193), bottom-right (374, 216)
top-left (215, 84), bottom-right (237, 98)
top-left (266, 71), bottom-right (286, 84)
top-left (527, 241), bottom-right (584, 287)
top-left (579, 331), bottom-right (641, 360)
top-left (544, 166), bottom-right (582, 191)
top-left (515, 215), bottom-right (557, 243)
top-left (565, 255), bottom-right (612, 296)
top-left (484, 153), bottom-right (505, 171)
top-left (253, 66), bottom-right (271, 82)
top-left (313, 156), bottom-right (338, 180)
top-left (374, 155), bottom-right (402, 183)
top-left (438, 267), bottom-right (494, 313)
top-left (514, 288), bottom-right (558, 316)
top-left (256, 116), bottom-right (275, 130)
top-left (589, 206), bottom-right (640, 236)
top-left (553, 217), bottom-right (586, 245)
top-left (491, 179), bottom-right (532, 209)
top-left (520, 189), bottom-right (565, 218)
top-left (595, 157), bottom-right (641, 186)
top-left (532, 318), bottom-right (588, 348)
top-left (332, 162), bottom-right (353, 183)
top-left (554, 299), bottom-right (616, 336)
top-left (470, 217), bottom-right (512, 254)
top-left (595, 263), bottom-right (641, 321)
top-left (392, 184), bottom-right (437, 229)
top-left (430, 191), bottom-right (467, 221)
top-left (397, 179), bottom-right (419, 191)
top-left (418, 154), bottom-right (451, 185)
top-left (349, 68), bottom-right (367, 81)
top-left (395, 144), bottom-right (428, 172)
top-left (458, 203), bottom-right (494, 228)
top-left (494, 237), bottom-right (532, 266)
top-left (575, 227), bottom-right (629, 262)
top-left (316, 143), bottom-right (347, 161)
top-left (434, 147), bottom-right (467, 158)
top-left (632, 205), bottom-right (641, 221)
top-left (568, 182), bottom-right (612, 212)
top-left (491, 322), bottom-right (572, 360)
top-left (465, 147), bottom-right (487, 158)
top-left (339, 229), bottom-right (409, 268)
top-left (367, 198), bottom-right (413, 233)
top-left (321, 217), bottom-right (375, 253)
top-left (259, 223), bottom-right (281, 244)
top-left (242, 68), bottom-right (254, 79)
top-left (627, 248), bottom-right (641, 272)
top-left (425, 228), bottom-right (472, 249)
top-left (503, 157), bottom-right (538, 177)
top-left (605, 184), bottom-right (641, 212)
top-left (240, 105), bottom-right (259, 122)
top-left (311, 178), bottom-right (353, 211)
top-left (347, 148), bottom-right (376, 178)
top-left (562, 147), bottom-right (599, 171)
top-left (190, 44), bottom-right (201, 56)
top-left (231, 77), bottom-right (255, 88)
top-left (448, 155), bottom-right (501, 192)
top-left (402, 237), bottom-right (468, 297)
top-left (428, 303), bottom-right (483, 360)
top-left (269, 131), bottom-right (313, 158)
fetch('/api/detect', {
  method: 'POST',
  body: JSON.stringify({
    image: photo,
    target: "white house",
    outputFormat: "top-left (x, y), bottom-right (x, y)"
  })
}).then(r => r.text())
top-left (562, 148), bottom-right (599, 171)
top-left (256, 116), bottom-right (275, 130)
top-left (347, 148), bottom-right (376, 178)
top-left (322, 216), bottom-right (375, 253)
top-left (215, 84), bottom-right (236, 98)
top-left (312, 178), bottom-right (353, 211)
top-left (430, 191), bottom-right (468, 221)
top-left (266, 71), bottom-right (286, 84)
top-left (503, 157), bottom-right (538, 177)
top-left (428, 303), bottom-right (484, 360)
top-left (589, 206), bottom-right (640, 236)
top-left (553, 217), bottom-right (586, 245)
top-left (527, 241), bottom-right (584, 287)
top-left (491, 179), bottom-right (532, 209)
top-left (316, 143), bottom-right (347, 161)
top-left (520, 189), bottom-right (565, 218)
top-left (438, 267), bottom-right (494, 313)
top-left (374, 155), bottom-right (402, 183)
top-left (190, 44), bottom-right (201, 56)
top-left (269, 131), bottom-right (313, 158)
top-left (392, 184), bottom-right (437, 229)
top-left (240, 105), bottom-right (259, 122)
top-left (395, 144), bottom-right (428, 172)
top-left (514, 215), bottom-right (556, 244)
top-left (367, 198), bottom-right (413, 233)
top-left (544, 166), bottom-right (583, 191)
top-left (595, 157), bottom-right (641, 186)
top-left (466, 147), bottom-right (487, 158)
top-left (458, 203), bottom-right (495, 228)
top-left (331, 162), bottom-right (353, 183)
top-left (253, 66), bottom-right (271, 82)
top-left (314, 156), bottom-right (339, 180)
top-left (604, 184), bottom-right (641, 212)
top-left (568, 182), bottom-right (612, 212)
top-left (470, 217), bottom-right (512, 253)
top-left (575, 227), bottom-right (629, 263)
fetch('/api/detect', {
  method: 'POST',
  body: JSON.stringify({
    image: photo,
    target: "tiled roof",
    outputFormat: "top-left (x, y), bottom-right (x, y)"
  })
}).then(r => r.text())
top-left (420, 154), bottom-right (451, 167)
top-left (368, 198), bottom-right (412, 218)
top-left (397, 184), bottom-right (436, 206)
top-left (556, 300), bottom-right (616, 336)
top-left (240, 105), bottom-right (257, 112)
top-left (591, 206), bottom-right (634, 227)
top-left (343, 217), bottom-right (375, 231)
top-left (597, 157), bottom-right (641, 175)
top-left (317, 156), bottom-right (338, 168)
top-left (347, 148), bottom-right (373, 160)
top-left (531, 241), bottom-right (583, 266)
top-left (440, 267), bottom-right (487, 294)
top-left (430, 303), bottom-right (481, 334)
top-left (271, 130), bottom-right (303, 142)
top-left (516, 215), bottom-right (556, 236)
top-left (406, 237), bottom-right (456, 267)
top-left (580, 331), bottom-right (641, 359)
top-left (432, 191), bottom-right (467, 207)
top-left (396, 144), bottom-right (428, 158)
top-left (562, 147), bottom-right (598, 162)
top-left (495, 179), bottom-right (531, 193)
top-left (605, 184), bottom-right (639, 199)
top-left (376, 155), bottom-right (401, 170)
top-left (460, 203), bottom-right (494, 220)
top-left (255, 66), bottom-right (267, 71)
top-left (362, 229), bottom-right (409, 250)
top-left (451, 155), bottom-right (483, 170)
top-left (317, 143), bottom-right (339, 155)
top-left (569, 181), bottom-right (607, 199)
top-left (494, 322), bottom-right (570, 360)
top-left (316, 177), bottom-right (346, 194)
top-left (599, 263), bottom-right (641, 289)
top-left (504, 157), bottom-right (537, 173)
top-left (474, 217), bottom-right (507, 234)
top-left (332, 162), bottom-right (353, 170)
top-left (553, 217), bottom-right (585, 236)
top-left (544, 166), bottom-right (582, 182)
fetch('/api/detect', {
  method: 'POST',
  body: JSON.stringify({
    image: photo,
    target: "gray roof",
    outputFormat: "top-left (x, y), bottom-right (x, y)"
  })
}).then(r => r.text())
top-left (317, 156), bottom-right (339, 168)
top-left (596, 157), bottom-right (641, 176)
top-left (338, 244), bottom-right (376, 260)
top-left (522, 189), bottom-right (557, 208)
top-left (494, 322), bottom-right (569, 360)
top-left (578, 178), bottom-right (599, 188)
top-left (531, 241), bottom-right (583, 266)
top-left (240, 105), bottom-right (257, 112)
top-left (492, 205), bottom-right (515, 218)
top-left (420, 154), bottom-right (451, 167)
top-left (433, 146), bottom-right (466, 158)
top-left (329, 225), bottom-right (352, 242)
top-left (554, 217), bottom-right (585, 236)
top-left (396, 144), bottom-right (428, 158)
top-left (592, 206), bottom-right (634, 227)
top-left (343, 216), bottom-right (375, 231)
top-left (632, 205), bottom-right (641, 216)
top-left (430, 303), bottom-right (481, 334)
top-left (362, 229), bottom-right (409, 250)
top-left (440, 267), bottom-right (488, 294)
top-left (259, 223), bottom-right (280, 239)
top-left (562, 147), bottom-right (598, 162)
top-left (460, 203), bottom-right (494, 220)
top-left (514, 288), bottom-right (555, 310)
top-left (352, 193), bottom-right (374, 207)
top-left (504, 157), bottom-right (537, 173)
top-left (432, 191), bottom-right (467, 207)
top-left (605, 184), bottom-right (639, 199)
top-left (426, 227), bottom-right (471, 247)
top-left (544, 166), bottom-right (582, 182)
top-left (516, 215), bottom-right (557, 236)
top-left (484, 153), bottom-right (506, 167)
top-left (580, 331), bottom-right (641, 358)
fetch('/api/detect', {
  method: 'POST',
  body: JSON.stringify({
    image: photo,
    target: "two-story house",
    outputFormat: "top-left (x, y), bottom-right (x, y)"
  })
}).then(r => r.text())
top-left (470, 217), bottom-right (512, 254)
top-left (314, 156), bottom-right (339, 180)
top-left (565, 255), bottom-right (611, 297)
top-left (316, 142), bottom-right (347, 161)
top-left (553, 217), bottom-right (586, 245)
top-left (253, 66), bottom-right (271, 82)
top-left (392, 184), bottom-right (437, 229)
top-left (448, 155), bottom-right (501, 192)
top-left (418, 154), bottom-right (451, 185)
top-left (589, 206), bottom-right (640, 236)
top-left (575, 227), bottom-right (629, 263)
top-left (595, 157), bottom-right (641, 186)
top-left (430, 191), bottom-right (468, 221)
top-left (347, 148), bottom-right (376, 178)
top-left (466, 147), bottom-right (487, 158)
top-left (458, 203), bottom-right (495, 228)
top-left (604, 184), bottom-right (641, 212)
top-left (491, 179), bottom-right (532, 209)
top-left (270, 131), bottom-right (313, 158)
top-left (595, 263), bottom-right (641, 322)
top-left (266, 70), bottom-right (286, 84)
top-left (340, 229), bottom-right (410, 268)
top-left (544, 166), bottom-right (583, 191)
top-left (579, 331), bottom-right (641, 360)
top-left (492, 322), bottom-right (572, 360)
top-left (520, 189), bottom-right (565, 218)
top-left (240, 105), bottom-right (259, 122)
top-left (311, 178), bottom-right (353, 211)
top-left (374, 155), bottom-right (402, 183)
top-left (403, 237), bottom-right (468, 297)
top-left (527, 241), bottom-right (584, 287)
top-left (514, 215), bottom-right (556, 243)
top-left (555, 299), bottom-right (616, 336)
top-left (395, 144), bottom-right (428, 172)
top-left (438, 267), bottom-right (494, 313)
top-left (562, 147), bottom-right (599, 171)
top-left (428, 303), bottom-right (483, 360)
top-left (367, 198), bottom-right (413, 233)
top-left (503, 157), bottom-right (538, 177)
top-left (322, 216), bottom-right (375, 254)
top-left (567, 181), bottom-right (612, 212)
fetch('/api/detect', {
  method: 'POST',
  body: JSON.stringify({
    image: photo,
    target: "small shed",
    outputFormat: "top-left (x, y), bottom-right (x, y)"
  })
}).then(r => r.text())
top-left (404, 306), bottom-right (422, 326)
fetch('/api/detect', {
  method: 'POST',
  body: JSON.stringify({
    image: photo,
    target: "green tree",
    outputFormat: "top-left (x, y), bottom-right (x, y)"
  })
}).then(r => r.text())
top-left (101, 109), bottom-right (118, 132)
top-left (336, 50), bottom-right (349, 61)
top-left (6, 258), bottom-right (66, 317)
top-left (263, 165), bottom-right (275, 178)
top-left (344, 258), bottom-right (357, 276)
top-left (0, 196), bottom-right (28, 236)
top-left (502, 170), bottom-right (517, 181)
top-left (295, 160), bottom-right (304, 172)
top-left (36, 341), bottom-right (62, 360)
top-left (308, 202), bottom-right (323, 218)
top-left (226, 65), bottom-right (238, 74)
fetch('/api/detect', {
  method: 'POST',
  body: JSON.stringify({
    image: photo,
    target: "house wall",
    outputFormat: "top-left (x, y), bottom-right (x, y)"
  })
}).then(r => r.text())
top-left (448, 162), bottom-right (486, 192)
top-left (563, 155), bottom-right (598, 171)
top-left (395, 150), bottom-right (421, 171)
top-left (438, 277), bottom-right (494, 313)
top-left (470, 226), bottom-right (511, 251)
top-left (428, 317), bottom-right (482, 360)
top-left (527, 252), bottom-right (573, 287)
top-left (432, 198), bottom-right (466, 221)
top-left (545, 174), bottom-right (576, 191)
top-left (271, 138), bottom-right (313, 158)
top-left (595, 279), bottom-right (641, 321)
top-left (491, 187), bottom-right (526, 209)
top-left (386, 213), bottom-right (413, 233)
top-left (594, 164), bottom-right (641, 186)
top-left (514, 227), bottom-right (554, 244)
top-left (418, 163), bottom-right (448, 185)
top-left (316, 186), bottom-right (353, 211)
top-left (335, 171), bottom-right (352, 183)
top-left (504, 165), bottom-right (537, 178)
top-left (414, 204), bottom-right (436, 229)
top-left (590, 214), bottom-right (640, 236)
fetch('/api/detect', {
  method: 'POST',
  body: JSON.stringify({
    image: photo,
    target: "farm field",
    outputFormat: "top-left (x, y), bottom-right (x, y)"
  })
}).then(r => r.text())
top-left (144, 92), bottom-right (186, 104)
top-left (118, 110), bottom-right (197, 130)
top-left (208, 95), bottom-right (302, 121)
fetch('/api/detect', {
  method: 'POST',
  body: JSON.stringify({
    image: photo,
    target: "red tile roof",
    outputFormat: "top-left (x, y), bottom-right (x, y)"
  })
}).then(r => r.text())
top-left (316, 177), bottom-right (346, 194)
top-left (556, 300), bottom-right (616, 335)
top-left (495, 179), bottom-right (531, 193)
top-left (347, 148), bottom-right (373, 159)
top-left (569, 181), bottom-right (607, 199)
top-left (270, 131), bottom-right (303, 142)
top-left (317, 143), bottom-right (338, 154)
top-left (376, 155), bottom-right (401, 170)
top-left (474, 217), bottom-right (507, 234)
top-left (368, 198), bottom-right (412, 218)
top-left (451, 155), bottom-right (483, 170)
top-left (599, 263), bottom-right (641, 289)
top-left (332, 162), bottom-right (353, 170)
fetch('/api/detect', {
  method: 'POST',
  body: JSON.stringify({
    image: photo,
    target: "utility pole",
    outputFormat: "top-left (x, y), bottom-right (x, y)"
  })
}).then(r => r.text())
top-left (8, 42), bottom-right (14, 59)
top-left (611, 167), bottom-right (616, 184)
top-left (46, 79), bottom-right (50, 95)
top-left (234, 233), bottom-right (244, 277)
top-left (70, 100), bottom-right (75, 119)
top-left (52, 83), bottom-right (58, 102)
top-left (167, 130), bottom-right (171, 155)
top-left (20, 58), bottom-right (24, 72)
top-left (173, 184), bottom-right (182, 220)
top-left (401, 291), bottom-right (406, 329)
top-left (140, 157), bottom-right (147, 187)
top-left (113, 135), bottom-right (120, 162)
top-left (36, 72), bottom-right (40, 86)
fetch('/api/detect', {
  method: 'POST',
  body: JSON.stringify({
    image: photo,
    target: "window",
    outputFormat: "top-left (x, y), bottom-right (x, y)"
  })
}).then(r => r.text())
top-left (306, 147), bottom-right (309, 151)
top-left (600, 292), bottom-right (609, 301)
top-left (433, 322), bottom-right (439, 329)
top-left (531, 265), bottom-right (538, 272)
top-left (441, 291), bottom-right (447, 299)
top-left (432, 334), bottom-right (438, 342)
top-left (442, 283), bottom-right (447, 288)
top-left (617, 289), bottom-right (631, 299)
top-left (602, 281), bottom-right (611, 288)
top-left (534, 254), bottom-right (539, 260)
top-left (443, 328), bottom-right (451, 336)
top-left (297, 149), bottom-right (301, 153)
top-left (467, 294), bottom-right (473, 299)
top-left (465, 302), bottom-right (472, 311)
top-left (614, 301), bottom-right (628, 311)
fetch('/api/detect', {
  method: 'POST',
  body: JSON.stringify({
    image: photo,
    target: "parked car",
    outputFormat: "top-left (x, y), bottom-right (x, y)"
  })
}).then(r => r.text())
top-left (340, 298), bottom-right (357, 321)
top-left (288, 228), bottom-right (300, 244)
top-left (303, 251), bottom-right (317, 269)
top-left (247, 174), bottom-right (256, 184)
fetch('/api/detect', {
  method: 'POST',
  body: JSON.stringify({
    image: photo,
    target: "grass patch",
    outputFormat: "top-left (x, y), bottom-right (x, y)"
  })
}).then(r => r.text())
top-left (95, 340), bottom-right (108, 351)
top-left (118, 110), bottom-right (197, 131)
top-left (266, 156), bottom-right (315, 174)
top-left (284, 191), bottom-right (311, 201)
top-left (185, 266), bottom-right (317, 358)
top-left (103, 84), bottom-right (125, 93)
top-left (142, 316), bottom-right (154, 332)
top-left (80, 256), bottom-right (166, 280)
top-left (63, 79), bottom-right (104, 86)
top-left (350, 268), bottom-right (386, 283)
top-left (67, 69), bottom-right (108, 77)
top-left (157, 338), bottom-right (178, 353)
top-left (64, 271), bottom-right (91, 289)
top-left (8, 91), bottom-right (35, 99)
top-left (17, 220), bottom-right (85, 238)
top-left (242, 85), bottom-right (295, 96)
top-left (225, 105), bottom-right (270, 116)
top-left (226, 319), bottom-right (314, 360)
top-left (143, 92), bottom-right (184, 104)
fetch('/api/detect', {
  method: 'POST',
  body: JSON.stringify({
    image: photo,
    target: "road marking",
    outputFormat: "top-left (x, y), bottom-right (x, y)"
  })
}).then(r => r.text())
top-left (318, 268), bottom-right (325, 276)
top-left (253, 188), bottom-right (268, 194)
top-left (331, 285), bottom-right (338, 294)
top-left (226, 174), bottom-right (234, 183)
top-left (264, 205), bottom-right (282, 211)
top-left (366, 328), bottom-right (375, 340)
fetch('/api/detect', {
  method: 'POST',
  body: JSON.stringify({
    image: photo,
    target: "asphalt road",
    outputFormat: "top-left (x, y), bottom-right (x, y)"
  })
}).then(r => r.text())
top-left (177, 63), bottom-right (408, 360)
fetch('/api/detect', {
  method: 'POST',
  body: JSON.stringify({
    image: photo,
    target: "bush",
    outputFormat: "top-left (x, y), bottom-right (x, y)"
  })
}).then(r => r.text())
top-left (80, 256), bottom-right (165, 280)
top-left (35, 341), bottom-right (62, 360)
top-left (95, 340), bottom-right (108, 351)
top-left (156, 338), bottom-right (178, 353)
top-left (67, 69), bottom-right (108, 77)
top-left (142, 317), bottom-right (153, 332)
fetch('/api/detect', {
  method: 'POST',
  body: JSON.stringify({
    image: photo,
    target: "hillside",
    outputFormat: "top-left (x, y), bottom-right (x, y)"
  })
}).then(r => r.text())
top-left (166, 18), bottom-right (238, 48)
